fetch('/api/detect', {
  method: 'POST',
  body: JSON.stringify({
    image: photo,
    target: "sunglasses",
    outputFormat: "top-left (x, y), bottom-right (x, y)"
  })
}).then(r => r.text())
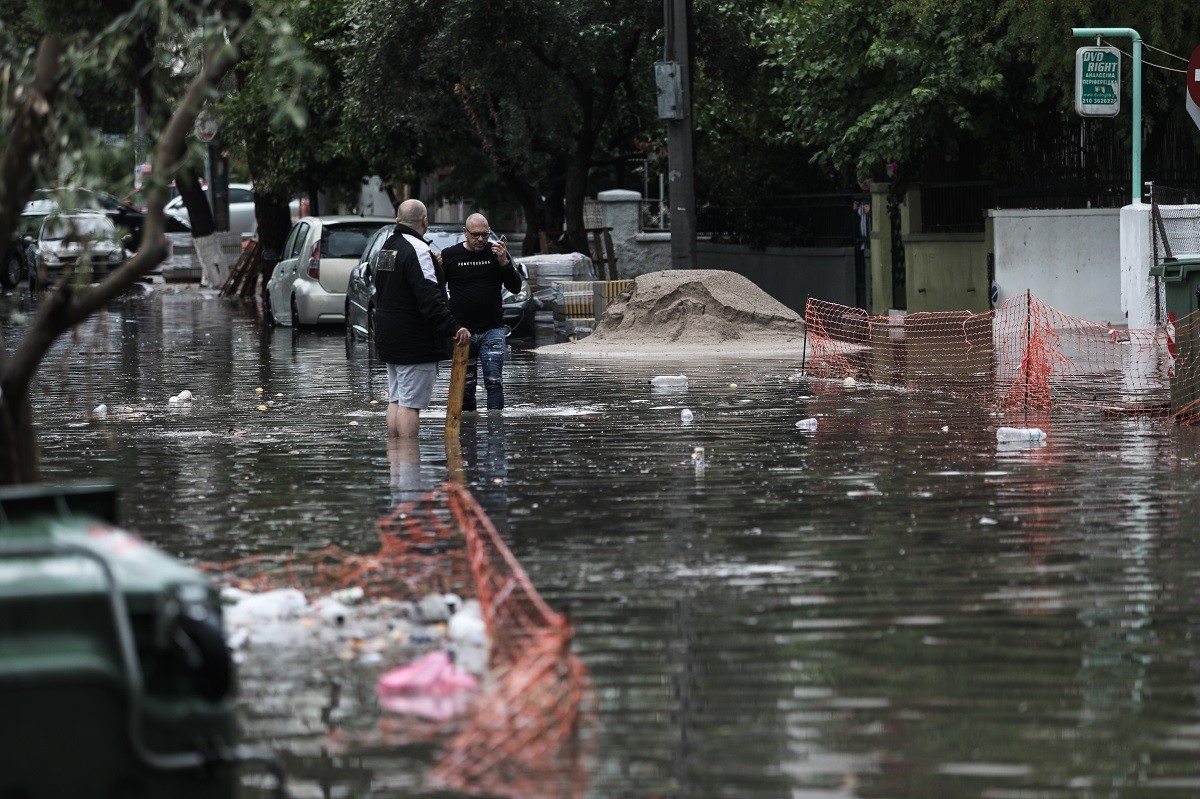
top-left (465, 229), bottom-right (491, 239)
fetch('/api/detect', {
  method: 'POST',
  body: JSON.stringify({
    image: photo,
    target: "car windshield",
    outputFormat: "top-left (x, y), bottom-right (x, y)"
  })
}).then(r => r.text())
top-left (322, 224), bottom-right (383, 259)
top-left (41, 216), bottom-right (115, 242)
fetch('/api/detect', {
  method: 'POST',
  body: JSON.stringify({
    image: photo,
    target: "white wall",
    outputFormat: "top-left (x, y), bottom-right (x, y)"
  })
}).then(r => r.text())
top-left (1121, 202), bottom-right (1176, 330)
top-left (991, 208), bottom-right (1123, 326)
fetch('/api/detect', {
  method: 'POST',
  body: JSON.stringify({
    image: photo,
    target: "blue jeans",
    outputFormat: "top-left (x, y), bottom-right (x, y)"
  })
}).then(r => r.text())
top-left (463, 327), bottom-right (507, 411)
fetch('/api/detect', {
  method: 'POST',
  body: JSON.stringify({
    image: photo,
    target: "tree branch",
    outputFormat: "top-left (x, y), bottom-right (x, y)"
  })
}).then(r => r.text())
top-left (4, 38), bottom-right (244, 395)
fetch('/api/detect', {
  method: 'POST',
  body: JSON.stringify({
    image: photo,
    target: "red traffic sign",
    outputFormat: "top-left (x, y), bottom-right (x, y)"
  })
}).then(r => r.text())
top-left (1188, 46), bottom-right (1200, 131)
top-left (1189, 46), bottom-right (1200, 106)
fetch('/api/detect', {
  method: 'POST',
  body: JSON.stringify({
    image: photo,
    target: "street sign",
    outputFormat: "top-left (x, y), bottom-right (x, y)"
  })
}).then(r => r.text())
top-left (1075, 46), bottom-right (1121, 117)
top-left (1186, 45), bottom-right (1200, 132)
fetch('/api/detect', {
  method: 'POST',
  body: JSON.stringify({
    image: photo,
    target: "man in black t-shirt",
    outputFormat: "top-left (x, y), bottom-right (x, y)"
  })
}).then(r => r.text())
top-left (441, 213), bottom-right (523, 412)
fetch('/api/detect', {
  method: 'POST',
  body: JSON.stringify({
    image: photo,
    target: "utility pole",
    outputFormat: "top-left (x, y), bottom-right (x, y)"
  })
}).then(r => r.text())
top-left (658, 0), bottom-right (696, 269)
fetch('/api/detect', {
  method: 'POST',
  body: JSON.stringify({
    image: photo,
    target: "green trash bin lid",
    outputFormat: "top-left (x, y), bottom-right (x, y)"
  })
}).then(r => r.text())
top-left (1151, 254), bottom-right (1200, 281)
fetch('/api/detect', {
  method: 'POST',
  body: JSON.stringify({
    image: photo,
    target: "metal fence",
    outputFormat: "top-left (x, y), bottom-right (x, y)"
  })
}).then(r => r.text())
top-left (696, 193), bottom-right (862, 248)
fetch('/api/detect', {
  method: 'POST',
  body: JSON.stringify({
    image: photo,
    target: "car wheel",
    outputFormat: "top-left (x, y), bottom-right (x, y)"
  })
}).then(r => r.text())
top-left (344, 301), bottom-right (355, 343)
top-left (368, 305), bottom-right (376, 343)
top-left (264, 293), bottom-right (276, 326)
top-left (2, 252), bottom-right (22, 290)
top-left (291, 296), bottom-right (302, 329)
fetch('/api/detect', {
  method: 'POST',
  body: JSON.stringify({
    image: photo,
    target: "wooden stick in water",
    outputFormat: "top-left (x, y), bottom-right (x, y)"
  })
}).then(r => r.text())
top-left (444, 338), bottom-right (469, 439)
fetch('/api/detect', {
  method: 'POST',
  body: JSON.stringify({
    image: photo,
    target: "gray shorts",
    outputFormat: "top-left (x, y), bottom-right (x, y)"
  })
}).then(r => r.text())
top-left (386, 362), bottom-right (438, 409)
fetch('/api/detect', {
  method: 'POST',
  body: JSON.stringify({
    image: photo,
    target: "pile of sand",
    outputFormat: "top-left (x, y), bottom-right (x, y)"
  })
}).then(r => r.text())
top-left (535, 269), bottom-right (809, 358)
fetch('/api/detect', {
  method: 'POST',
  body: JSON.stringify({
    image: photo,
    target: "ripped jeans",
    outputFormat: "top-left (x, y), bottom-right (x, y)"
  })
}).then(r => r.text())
top-left (463, 327), bottom-right (507, 411)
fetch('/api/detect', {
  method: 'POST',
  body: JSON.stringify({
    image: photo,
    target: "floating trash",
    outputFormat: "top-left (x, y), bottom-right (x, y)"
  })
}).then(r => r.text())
top-left (680, 409), bottom-right (694, 423)
top-left (996, 426), bottom-right (1047, 443)
top-left (795, 417), bottom-right (818, 432)
top-left (650, 375), bottom-right (688, 388)
top-left (843, 376), bottom-right (857, 388)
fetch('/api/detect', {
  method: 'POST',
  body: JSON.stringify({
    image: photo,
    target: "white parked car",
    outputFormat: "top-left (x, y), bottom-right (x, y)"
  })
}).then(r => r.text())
top-left (164, 183), bottom-right (256, 238)
top-left (164, 183), bottom-right (300, 239)
top-left (265, 215), bottom-right (393, 327)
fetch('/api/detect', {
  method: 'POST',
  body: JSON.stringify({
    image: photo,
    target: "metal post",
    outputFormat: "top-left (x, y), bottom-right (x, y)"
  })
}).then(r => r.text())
top-left (1072, 27), bottom-right (1142, 203)
top-left (665, 0), bottom-right (696, 268)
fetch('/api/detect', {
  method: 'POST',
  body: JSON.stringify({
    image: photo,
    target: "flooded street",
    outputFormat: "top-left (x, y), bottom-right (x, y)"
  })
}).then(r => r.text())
top-left (8, 286), bottom-right (1200, 799)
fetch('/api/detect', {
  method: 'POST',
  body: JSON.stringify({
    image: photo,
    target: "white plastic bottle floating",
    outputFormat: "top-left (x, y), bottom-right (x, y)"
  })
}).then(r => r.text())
top-left (692, 446), bottom-right (705, 476)
top-left (650, 374), bottom-right (688, 388)
top-left (995, 426), bottom-right (1047, 443)
top-left (680, 408), bottom-right (694, 423)
top-left (795, 417), bottom-right (818, 432)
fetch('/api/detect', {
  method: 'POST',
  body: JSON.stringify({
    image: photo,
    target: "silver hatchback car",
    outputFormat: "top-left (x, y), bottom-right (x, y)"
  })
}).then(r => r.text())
top-left (265, 215), bottom-right (392, 327)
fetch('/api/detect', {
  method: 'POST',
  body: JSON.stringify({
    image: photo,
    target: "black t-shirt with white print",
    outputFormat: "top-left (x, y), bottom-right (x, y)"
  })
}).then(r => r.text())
top-left (441, 242), bottom-right (522, 334)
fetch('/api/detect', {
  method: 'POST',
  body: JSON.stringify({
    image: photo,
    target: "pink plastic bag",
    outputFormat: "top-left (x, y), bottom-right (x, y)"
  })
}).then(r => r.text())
top-left (376, 651), bottom-right (479, 721)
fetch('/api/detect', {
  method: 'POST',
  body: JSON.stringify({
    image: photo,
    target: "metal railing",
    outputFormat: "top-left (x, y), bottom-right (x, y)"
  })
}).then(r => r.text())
top-left (640, 199), bottom-right (669, 232)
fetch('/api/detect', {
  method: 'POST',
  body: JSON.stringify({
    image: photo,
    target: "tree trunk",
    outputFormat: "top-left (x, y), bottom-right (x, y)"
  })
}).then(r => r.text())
top-left (562, 150), bottom-right (592, 255)
top-left (497, 171), bottom-right (543, 257)
top-left (0, 387), bottom-right (40, 485)
top-left (253, 193), bottom-right (293, 297)
top-left (178, 167), bottom-right (214, 237)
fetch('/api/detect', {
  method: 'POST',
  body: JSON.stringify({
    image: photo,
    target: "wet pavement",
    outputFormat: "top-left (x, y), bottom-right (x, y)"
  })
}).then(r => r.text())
top-left (7, 285), bottom-right (1200, 798)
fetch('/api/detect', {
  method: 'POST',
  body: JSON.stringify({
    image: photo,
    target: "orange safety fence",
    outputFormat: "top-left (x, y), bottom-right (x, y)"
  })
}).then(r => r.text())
top-left (803, 292), bottom-right (1187, 419)
top-left (203, 484), bottom-right (593, 799)
top-left (434, 483), bottom-right (594, 799)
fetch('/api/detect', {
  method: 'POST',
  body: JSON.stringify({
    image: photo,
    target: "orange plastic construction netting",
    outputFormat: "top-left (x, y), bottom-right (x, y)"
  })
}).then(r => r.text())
top-left (433, 483), bottom-right (593, 799)
top-left (204, 484), bottom-right (593, 799)
top-left (803, 292), bottom-right (1188, 419)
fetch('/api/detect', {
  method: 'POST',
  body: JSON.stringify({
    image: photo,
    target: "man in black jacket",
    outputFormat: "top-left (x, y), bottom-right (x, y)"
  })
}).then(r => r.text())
top-left (374, 199), bottom-right (470, 438)
top-left (442, 213), bottom-right (522, 411)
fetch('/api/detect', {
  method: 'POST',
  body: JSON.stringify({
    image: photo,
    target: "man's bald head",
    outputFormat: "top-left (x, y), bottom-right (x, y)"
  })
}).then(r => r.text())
top-left (395, 199), bottom-right (428, 230)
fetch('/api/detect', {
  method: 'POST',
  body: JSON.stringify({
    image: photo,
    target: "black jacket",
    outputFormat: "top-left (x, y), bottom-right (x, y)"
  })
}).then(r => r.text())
top-left (373, 224), bottom-right (461, 364)
top-left (442, 243), bottom-right (523, 334)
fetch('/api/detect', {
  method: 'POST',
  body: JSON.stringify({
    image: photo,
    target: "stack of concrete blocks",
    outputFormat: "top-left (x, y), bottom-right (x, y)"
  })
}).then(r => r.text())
top-left (161, 231), bottom-right (246, 287)
top-left (161, 233), bottom-right (199, 282)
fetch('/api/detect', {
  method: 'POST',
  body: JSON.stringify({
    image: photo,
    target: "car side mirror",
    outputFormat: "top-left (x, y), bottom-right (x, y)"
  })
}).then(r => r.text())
top-left (121, 234), bottom-right (134, 249)
top-left (515, 262), bottom-right (528, 280)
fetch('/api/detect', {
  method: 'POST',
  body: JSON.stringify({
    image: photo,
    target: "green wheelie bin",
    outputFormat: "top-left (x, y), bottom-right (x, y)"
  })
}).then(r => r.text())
top-left (0, 483), bottom-right (285, 798)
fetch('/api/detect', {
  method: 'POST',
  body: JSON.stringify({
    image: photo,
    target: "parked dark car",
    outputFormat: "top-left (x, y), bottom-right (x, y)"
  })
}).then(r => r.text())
top-left (29, 212), bottom-right (128, 291)
top-left (344, 223), bottom-right (536, 346)
top-left (32, 187), bottom-right (190, 253)
top-left (2, 202), bottom-right (53, 289)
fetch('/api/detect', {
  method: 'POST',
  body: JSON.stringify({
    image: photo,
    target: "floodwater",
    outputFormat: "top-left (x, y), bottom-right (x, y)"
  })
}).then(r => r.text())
top-left (7, 285), bottom-right (1200, 799)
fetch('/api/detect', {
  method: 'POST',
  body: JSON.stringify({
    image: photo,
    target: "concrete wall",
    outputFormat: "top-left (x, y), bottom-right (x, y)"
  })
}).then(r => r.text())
top-left (597, 189), bottom-right (856, 311)
top-left (597, 189), bottom-right (670, 277)
top-left (991, 207), bottom-right (1123, 326)
top-left (1121, 202), bottom-right (1167, 330)
top-left (696, 244), bottom-right (856, 314)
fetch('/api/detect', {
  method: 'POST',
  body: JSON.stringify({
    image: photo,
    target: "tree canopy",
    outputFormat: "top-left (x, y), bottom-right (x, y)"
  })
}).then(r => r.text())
top-left (760, 0), bottom-right (1200, 189)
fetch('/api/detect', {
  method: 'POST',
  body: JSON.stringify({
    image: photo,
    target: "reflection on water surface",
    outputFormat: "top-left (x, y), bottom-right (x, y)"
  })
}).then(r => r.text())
top-left (9, 288), bottom-right (1200, 798)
